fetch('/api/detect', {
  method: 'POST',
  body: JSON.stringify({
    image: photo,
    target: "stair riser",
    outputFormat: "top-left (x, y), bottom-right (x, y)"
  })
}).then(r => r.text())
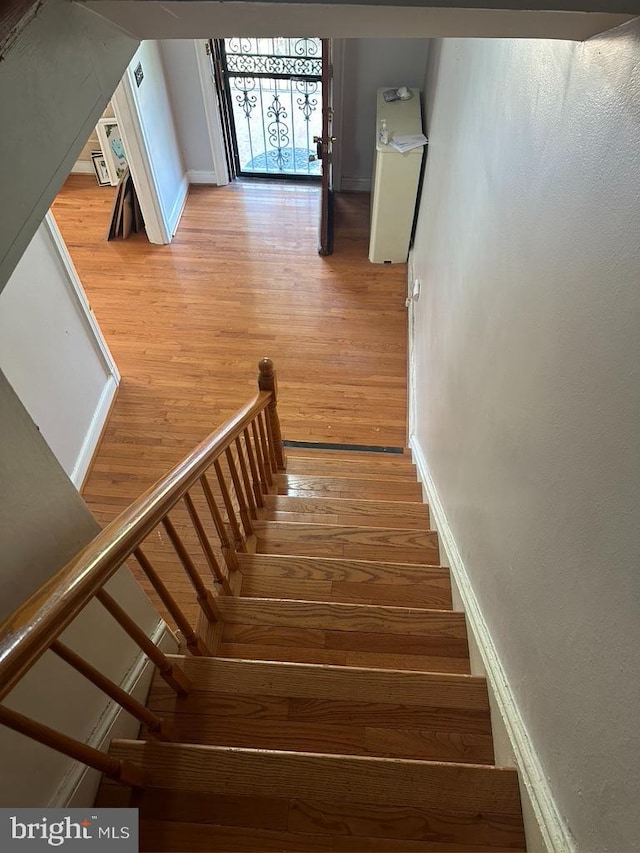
top-left (285, 459), bottom-right (418, 479)
top-left (150, 657), bottom-right (490, 710)
top-left (110, 741), bottom-right (524, 814)
top-left (279, 475), bottom-right (423, 502)
top-left (142, 714), bottom-right (495, 764)
top-left (264, 510), bottom-right (432, 530)
top-left (239, 575), bottom-right (453, 609)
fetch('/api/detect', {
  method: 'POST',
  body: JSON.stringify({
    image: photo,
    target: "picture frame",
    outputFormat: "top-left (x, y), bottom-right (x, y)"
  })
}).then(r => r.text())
top-left (96, 118), bottom-right (128, 186)
top-left (90, 151), bottom-right (111, 187)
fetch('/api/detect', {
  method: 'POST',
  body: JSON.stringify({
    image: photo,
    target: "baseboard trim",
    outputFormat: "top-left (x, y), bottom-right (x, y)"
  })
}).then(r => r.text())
top-left (50, 621), bottom-right (177, 808)
top-left (340, 176), bottom-right (371, 192)
top-left (410, 435), bottom-right (576, 853)
top-left (188, 169), bottom-right (217, 185)
top-left (71, 376), bottom-right (118, 489)
top-left (168, 174), bottom-right (190, 237)
top-left (70, 160), bottom-right (94, 175)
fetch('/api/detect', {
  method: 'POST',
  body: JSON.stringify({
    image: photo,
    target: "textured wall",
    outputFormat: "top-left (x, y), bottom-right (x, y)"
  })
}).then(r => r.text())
top-left (410, 29), bottom-right (640, 851)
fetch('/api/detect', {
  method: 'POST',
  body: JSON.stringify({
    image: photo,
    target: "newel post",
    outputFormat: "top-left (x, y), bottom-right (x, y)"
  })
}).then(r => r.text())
top-left (258, 358), bottom-right (286, 471)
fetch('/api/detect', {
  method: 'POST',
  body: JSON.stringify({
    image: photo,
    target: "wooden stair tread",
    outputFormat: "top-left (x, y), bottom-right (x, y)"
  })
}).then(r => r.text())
top-left (238, 554), bottom-right (453, 607)
top-left (145, 657), bottom-right (493, 764)
top-left (238, 553), bottom-right (448, 583)
top-left (265, 510), bottom-right (433, 530)
top-left (99, 782), bottom-right (522, 850)
top-left (150, 657), bottom-right (486, 707)
top-left (142, 714), bottom-right (495, 765)
top-left (285, 457), bottom-right (418, 479)
top-left (263, 495), bottom-right (431, 529)
top-left (107, 450), bottom-right (525, 850)
top-left (137, 817), bottom-right (525, 851)
top-left (215, 598), bottom-right (470, 673)
top-left (110, 740), bottom-right (524, 814)
top-left (284, 447), bottom-right (413, 463)
top-left (238, 573), bottom-right (453, 609)
top-left (215, 598), bottom-right (464, 636)
top-left (278, 474), bottom-right (423, 502)
top-left (215, 643), bottom-right (471, 673)
top-left (255, 520), bottom-right (439, 564)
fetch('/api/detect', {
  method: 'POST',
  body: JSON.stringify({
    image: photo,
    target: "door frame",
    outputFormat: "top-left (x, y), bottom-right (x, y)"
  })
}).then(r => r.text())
top-left (206, 37), bottom-right (343, 188)
top-left (193, 39), bottom-right (231, 187)
top-left (111, 68), bottom-right (171, 245)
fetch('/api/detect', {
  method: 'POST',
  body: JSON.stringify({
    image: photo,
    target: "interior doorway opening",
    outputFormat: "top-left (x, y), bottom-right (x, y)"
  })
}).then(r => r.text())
top-left (212, 38), bottom-right (323, 180)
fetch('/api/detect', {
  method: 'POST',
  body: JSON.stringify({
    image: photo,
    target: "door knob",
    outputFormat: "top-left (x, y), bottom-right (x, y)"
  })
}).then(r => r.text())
top-left (309, 155), bottom-right (317, 162)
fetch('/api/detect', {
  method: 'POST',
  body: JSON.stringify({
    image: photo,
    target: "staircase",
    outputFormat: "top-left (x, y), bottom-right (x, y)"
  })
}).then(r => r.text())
top-left (102, 447), bottom-right (526, 852)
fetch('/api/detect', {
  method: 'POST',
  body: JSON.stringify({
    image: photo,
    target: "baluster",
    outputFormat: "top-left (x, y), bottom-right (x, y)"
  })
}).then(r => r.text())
top-left (256, 413), bottom-right (274, 485)
top-left (96, 589), bottom-right (190, 696)
top-left (258, 357), bottom-right (286, 470)
top-left (263, 406), bottom-right (279, 474)
top-left (213, 458), bottom-right (246, 550)
top-left (225, 446), bottom-right (253, 536)
top-left (251, 418), bottom-right (270, 493)
top-left (51, 640), bottom-right (176, 741)
top-left (0, 705), bottom-right (145, 788)
top-left (183, 491), bottom-right (232, 595)
top-left (133, 547), bottom-right (212, 656)
top-left (200, 473), bottom-right (240, 572)
top-left (161, 516), bottom-right (221, 625)
top-left (235, 436), bottom-right (257, 517)
top-left (243, 426), bottom-right (264, 509)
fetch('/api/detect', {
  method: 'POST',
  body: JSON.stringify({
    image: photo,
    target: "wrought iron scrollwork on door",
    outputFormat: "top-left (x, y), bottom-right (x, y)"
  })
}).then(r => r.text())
top-left (220, 37), bottom-right (323, 177)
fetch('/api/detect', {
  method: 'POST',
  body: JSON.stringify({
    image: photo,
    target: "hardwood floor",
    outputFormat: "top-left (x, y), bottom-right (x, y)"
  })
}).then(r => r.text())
top-left (52, 177), bottom-right (409, 527)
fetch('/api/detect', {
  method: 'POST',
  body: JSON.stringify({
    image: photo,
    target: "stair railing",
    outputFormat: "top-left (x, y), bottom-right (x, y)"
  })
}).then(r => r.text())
top-left (0, 357), bottom-right (285, 788)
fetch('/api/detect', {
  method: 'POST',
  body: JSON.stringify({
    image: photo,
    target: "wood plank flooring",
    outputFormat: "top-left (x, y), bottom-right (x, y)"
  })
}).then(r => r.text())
top-left (51, 177), bottom-right (409, 527)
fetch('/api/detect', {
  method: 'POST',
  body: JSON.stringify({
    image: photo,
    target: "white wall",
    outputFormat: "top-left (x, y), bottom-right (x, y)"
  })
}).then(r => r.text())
top-left (339, 39), bottom-right (429, 190)
top-left (0, 371), bottom-right (168, 807)
top-left (410, 28), bottom-right (640, 852)
top-left (0, 0), bottom-right (138, 294)
top-left (160, 40), bottom-right (218, 184)
top-left (0, 215), bottom-right (118, 487)
top-left (114, 41), bottom-right (188, 241)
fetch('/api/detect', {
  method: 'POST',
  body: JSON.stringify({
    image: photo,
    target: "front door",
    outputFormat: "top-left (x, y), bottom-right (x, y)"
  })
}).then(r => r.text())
top-left (213, 37), bottom-right (324, 180)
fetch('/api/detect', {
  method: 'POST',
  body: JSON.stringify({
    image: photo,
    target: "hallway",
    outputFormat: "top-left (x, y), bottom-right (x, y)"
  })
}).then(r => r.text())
top-left (52, 178), bottom-right (409, 529)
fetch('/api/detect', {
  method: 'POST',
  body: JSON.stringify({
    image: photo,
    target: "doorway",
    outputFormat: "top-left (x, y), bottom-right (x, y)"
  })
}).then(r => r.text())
top-left (212, 38), bottom-right (323, 180)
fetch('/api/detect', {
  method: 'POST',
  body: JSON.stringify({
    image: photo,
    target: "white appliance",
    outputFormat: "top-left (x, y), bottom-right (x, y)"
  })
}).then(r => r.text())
top-left (369, 88), bottom-right (424, 264)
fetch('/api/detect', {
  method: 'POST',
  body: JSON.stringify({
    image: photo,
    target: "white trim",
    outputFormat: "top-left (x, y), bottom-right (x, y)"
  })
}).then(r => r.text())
top-left (188, 169), bottom-right (217, 184)
top-left (43, 212), bottom-right (120, 486)
top-left (95, 118), bottom-right (125, 187)
top-left (51, 622), bottom-right (177, 809)
top-left (168, 173), bottom-right (190, 237)
top-left (70, 160), bottom-right (95, 175)
top-left (44, 212), bottom-right (120, 382)
top-left (69, 376), bottom-right (117, 488)
top-left (193, 39), bottom-right (230, 187)
top-left (341, 176), bottom-right (371, 192)
top-left (112, 74), bottom-right (171, 244)
top-left (409, 435), bottom-right (576, 853)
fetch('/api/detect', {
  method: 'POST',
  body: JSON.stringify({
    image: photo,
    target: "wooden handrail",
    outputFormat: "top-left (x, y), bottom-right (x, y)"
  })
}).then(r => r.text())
top-left (0, 389), bottom-right (272, 702)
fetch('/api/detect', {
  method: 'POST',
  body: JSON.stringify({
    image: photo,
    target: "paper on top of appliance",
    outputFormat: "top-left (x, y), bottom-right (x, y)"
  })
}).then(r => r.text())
top-left (389, 134), bottom-right (428, 153)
